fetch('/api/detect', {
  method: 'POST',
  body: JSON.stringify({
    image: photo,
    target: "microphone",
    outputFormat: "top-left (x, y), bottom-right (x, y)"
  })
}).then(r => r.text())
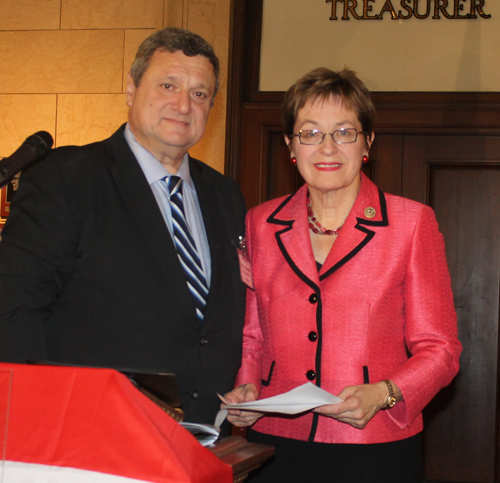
top-left (0, 131), bottom-right (54, 189)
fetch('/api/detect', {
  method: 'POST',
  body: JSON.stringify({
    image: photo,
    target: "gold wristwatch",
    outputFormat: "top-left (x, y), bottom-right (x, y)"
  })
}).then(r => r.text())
top-left (383, 380), bottom-right (397, 408)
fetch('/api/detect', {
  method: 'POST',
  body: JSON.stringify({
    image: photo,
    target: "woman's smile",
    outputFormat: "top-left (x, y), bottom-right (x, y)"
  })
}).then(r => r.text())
top-left (313, 162), bottom-right (342, 170)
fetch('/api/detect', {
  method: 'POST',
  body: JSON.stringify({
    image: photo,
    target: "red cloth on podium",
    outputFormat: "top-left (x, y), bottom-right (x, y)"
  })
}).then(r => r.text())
top-left (0, 363), bottom-right (232, 483)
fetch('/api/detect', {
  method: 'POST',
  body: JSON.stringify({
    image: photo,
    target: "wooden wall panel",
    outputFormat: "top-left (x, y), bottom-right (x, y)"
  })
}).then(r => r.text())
top-left (401, 137), bottom-right (500, 482)
top-left (265, 130), bottom-right (303, 201)
top-left (185, 0), bottom-right (231, 174)
top-left (0, 30), bottom-right (124, 94)
top-left (122, 29), bottom-right (157, 91)
top-left (164, 0), bottom-right (188, 28)
top-left (239, 104), bottom-right (281, 207)
top-left (56, 94), bottom-right (128, 147)
top-left (61, 0), bottom-right (162, 29)
top-left (429, 167), bottom-right (500, 483)
top-left (0, 94), bottom-right (57, 157)
top-left (0, 0), bottom-right (60, 30)
top-left (367, 135), bottom-right (404, 196)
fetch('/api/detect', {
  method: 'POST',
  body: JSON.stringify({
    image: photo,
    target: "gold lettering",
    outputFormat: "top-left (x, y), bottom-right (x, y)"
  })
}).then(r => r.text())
top-left (326, 0), bottom-right (343, 20)
top-left (433, 0), bottom-right (453, 18)
top-left (327, 0), bottom-right (492, 21)
top-left (398, 0), bottom-right (413, 18)
top-left (363, 0), bottom-right (380, 19)
top-left (344, 0), bottom-right (362, 20)
top-left (453, 0), bottom-right (468, 18)
top-left (469, 0), bottom-right (491, 18)
top-left (378, 0), bottom-right (399, 18)
top-left (413, 0), bottom-right (431, 19)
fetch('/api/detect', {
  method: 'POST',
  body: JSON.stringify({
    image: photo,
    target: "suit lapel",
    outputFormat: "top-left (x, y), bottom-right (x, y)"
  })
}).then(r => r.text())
top-left (320, 173), bottom-right (388, 280)
top-left (268, 185), bottom-right (320, 292)
top-left (105, 126), bottom-right (195, 321)
top-left (268, 174), bottom-right (389, 287)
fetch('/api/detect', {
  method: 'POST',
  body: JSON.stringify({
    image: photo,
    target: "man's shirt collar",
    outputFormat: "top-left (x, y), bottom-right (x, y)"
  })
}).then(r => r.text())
top-left (124, 123), bottom-right (195, 192)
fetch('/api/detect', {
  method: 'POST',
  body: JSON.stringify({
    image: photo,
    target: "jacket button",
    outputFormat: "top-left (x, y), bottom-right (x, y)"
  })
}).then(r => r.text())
top-left (308, 331), bottom-right (318, 342)
top-left (309, 293), bottom-right (318, 304)
top-left (306, 370), bottom-right (316, 381)
top-left (199, 337), bottom-right (208, 346)
top-left (191, 390), bottom-right (199, 399)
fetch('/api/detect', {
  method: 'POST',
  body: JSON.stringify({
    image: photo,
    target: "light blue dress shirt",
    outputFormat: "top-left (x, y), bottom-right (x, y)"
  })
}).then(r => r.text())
top-left (123, 124), bottom-right (211, 286)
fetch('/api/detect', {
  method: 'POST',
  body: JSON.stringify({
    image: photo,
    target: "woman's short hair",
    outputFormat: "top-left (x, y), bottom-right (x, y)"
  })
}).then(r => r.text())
top-left (130, 27), bottom-right (220, 100)
top-left (282, 68), bottom-right (375, 140)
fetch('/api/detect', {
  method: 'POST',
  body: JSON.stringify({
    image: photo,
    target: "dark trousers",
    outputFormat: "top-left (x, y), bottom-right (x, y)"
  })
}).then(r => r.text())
top-left (247, 429), bottom-right (422, 483)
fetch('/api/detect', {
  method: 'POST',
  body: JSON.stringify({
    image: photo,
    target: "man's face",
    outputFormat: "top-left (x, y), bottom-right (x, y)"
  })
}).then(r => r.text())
top-left (126, 49), bottom-right (216, 168)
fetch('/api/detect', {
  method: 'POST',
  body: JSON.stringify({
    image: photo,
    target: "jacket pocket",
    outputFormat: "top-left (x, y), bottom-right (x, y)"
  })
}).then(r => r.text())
top-left (261, 360), bottom-right (275, 387)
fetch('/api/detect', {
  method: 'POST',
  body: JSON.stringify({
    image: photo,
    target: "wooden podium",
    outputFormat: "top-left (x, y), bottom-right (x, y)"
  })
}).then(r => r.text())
top-left (209, 435), bottom-right (274, 483)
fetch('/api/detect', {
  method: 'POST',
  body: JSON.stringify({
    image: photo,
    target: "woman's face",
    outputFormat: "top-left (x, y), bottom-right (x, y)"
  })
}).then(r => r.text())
top-left (286, 96), bottom-right (373, 197)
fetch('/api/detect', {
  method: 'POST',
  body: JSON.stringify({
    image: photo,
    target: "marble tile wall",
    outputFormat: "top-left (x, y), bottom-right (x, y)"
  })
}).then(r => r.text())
top-left (0, 0), bottom-right (230, 176)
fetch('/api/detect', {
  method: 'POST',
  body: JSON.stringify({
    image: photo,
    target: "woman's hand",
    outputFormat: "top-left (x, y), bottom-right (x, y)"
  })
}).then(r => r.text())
top-left (313, 381), bottom-right (396, 429)
top-left (222, 383), bottom-right (264, 428)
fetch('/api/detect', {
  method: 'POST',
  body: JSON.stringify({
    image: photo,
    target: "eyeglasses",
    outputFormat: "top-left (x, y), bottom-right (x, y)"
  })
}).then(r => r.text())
top-left (292, 128), bottom-right (363, 145)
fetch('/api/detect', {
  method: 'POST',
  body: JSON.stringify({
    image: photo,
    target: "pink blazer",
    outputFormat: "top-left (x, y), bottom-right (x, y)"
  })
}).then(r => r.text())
top-left (236, 174), bottom-right (461, 444)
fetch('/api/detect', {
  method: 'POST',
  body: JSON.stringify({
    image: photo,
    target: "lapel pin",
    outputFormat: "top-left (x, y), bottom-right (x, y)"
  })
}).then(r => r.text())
top-left (364, 207), bottom-right (376, 218)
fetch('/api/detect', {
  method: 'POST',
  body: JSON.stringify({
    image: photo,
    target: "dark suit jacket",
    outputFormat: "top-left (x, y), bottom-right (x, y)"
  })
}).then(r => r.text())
top-left (0, 125), bottom-right (247, 425)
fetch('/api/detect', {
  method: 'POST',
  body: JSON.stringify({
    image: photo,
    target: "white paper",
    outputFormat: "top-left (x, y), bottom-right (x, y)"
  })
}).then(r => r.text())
top-left (214, 382), bottom-right (343, 429)
top-left (180, 422), bottom-right (220, 446)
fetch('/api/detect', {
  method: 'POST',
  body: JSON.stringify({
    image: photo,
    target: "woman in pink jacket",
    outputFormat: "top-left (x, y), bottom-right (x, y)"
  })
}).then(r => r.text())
top-left (224, 68), bottom-right (461, 482)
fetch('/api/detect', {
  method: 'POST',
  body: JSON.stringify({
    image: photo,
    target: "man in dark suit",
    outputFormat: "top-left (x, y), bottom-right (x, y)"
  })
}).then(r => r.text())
top-left (0, 28), bottom-right (246, 426)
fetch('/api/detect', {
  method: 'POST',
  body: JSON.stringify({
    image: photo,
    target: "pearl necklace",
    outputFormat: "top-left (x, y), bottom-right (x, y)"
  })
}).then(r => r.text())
top-left (307, 200), bottom-right (342, 236)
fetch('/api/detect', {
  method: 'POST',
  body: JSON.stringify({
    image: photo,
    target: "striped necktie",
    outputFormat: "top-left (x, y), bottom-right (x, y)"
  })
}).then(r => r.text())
top-left (166, 176), bottom-right (209, 323)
